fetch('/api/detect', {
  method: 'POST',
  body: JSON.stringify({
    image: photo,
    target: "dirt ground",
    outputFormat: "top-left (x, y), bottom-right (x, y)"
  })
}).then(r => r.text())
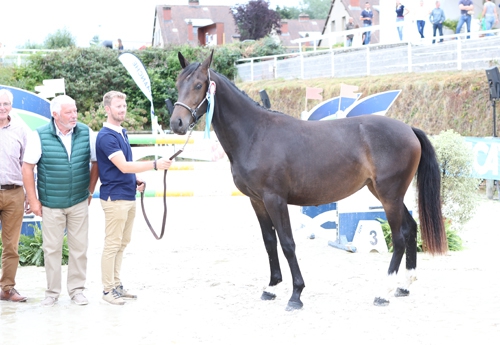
top-left (1, 188), bottom-right (499, 344)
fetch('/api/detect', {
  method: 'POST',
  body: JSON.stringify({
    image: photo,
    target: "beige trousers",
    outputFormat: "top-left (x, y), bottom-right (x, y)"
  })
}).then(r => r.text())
top-left (100, 199), bottom-right (136, 292)
top-left (42, 200), bottom-right (88, 299)
top-left (0, 187), bottom-right (25, 291)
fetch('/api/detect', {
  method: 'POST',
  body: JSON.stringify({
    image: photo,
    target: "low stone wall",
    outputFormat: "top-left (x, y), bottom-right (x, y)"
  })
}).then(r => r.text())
top-left (238, 69), bottom-right (497, 137)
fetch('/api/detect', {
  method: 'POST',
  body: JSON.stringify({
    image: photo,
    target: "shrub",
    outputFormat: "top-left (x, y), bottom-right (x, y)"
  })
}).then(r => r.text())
top-left (18, 222), bottom-right (69, 267)
top-left (79, 103), bottom-right (148, 132)
top-left (9, 44), bottom-right (246, 131)
top-left (430, 129), bottom-right (480, 231)
top-left (443, 19), bottom-right (458, 33)
top-left (378, 217), bottom-right (463, 252)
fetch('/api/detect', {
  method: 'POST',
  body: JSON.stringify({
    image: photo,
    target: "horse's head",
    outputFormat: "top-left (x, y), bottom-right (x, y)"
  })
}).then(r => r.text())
top-left (170, 51), bottom-right (213, 135)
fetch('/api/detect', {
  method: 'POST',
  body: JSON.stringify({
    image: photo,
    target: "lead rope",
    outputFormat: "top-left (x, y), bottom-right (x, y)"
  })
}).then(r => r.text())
top-left (140, 128), bottom-right (195, 240)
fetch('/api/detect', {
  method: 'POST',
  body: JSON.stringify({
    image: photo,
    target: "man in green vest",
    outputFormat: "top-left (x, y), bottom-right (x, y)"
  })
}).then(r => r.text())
top-left (23, 95), bottom-right (99, 307)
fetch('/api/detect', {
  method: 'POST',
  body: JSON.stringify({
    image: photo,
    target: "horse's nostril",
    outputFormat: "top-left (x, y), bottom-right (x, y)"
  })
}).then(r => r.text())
top-left (177, 118), bottom-right (183, 127)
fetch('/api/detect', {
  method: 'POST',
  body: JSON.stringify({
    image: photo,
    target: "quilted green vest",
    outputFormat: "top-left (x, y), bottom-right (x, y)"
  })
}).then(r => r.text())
top-left (36, 119), bottom-right (91, 208)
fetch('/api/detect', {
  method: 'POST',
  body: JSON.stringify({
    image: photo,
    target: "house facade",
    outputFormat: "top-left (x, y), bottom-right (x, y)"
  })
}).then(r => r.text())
top-left (152, 1), bottom-right (238, 47)
top-left (152, 1), bottom-right (327, 49)
top-left (278, 14), bottom-right (326, 48)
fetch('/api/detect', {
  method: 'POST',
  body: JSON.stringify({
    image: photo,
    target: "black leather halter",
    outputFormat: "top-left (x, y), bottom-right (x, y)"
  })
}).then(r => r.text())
top-left (173, 69), bottom-right (212, 128)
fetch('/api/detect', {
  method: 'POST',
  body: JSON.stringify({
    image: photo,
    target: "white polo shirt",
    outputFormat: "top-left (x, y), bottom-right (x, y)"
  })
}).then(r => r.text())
top-left (24, 125), bottom-right (97, 164)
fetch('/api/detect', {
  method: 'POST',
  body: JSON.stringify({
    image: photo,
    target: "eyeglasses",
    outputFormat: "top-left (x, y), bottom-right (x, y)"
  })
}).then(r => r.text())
top-left (0, 102), bottom-right (12, 107)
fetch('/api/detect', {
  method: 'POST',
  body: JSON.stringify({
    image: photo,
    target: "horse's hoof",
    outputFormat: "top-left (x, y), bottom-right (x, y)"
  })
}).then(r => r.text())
top-left (261, 291), bottom-right (276, 301)
top-left (285, 300), bottom-right (303, 311)
top-left (373, 297), bottom-right (390, 306)
top-left (395, 288), bottom-right (410, 297)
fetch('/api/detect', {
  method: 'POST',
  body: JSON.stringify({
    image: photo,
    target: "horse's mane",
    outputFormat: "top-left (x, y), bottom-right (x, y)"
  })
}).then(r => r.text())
top-left (211, 68), bottom-right (287, 116)
top-left (180, 62), bottom-right (201, 79)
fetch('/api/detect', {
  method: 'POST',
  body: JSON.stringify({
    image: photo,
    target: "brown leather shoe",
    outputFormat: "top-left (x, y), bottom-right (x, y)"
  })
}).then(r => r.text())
top-left (0, 288), bottom-right (28, 302)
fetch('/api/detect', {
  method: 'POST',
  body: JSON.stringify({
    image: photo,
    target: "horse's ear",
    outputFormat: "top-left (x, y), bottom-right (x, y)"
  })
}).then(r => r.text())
top-left (178, 52), bottom-right (190, 69)
top-left (201, 50), bottom-right (214, 72)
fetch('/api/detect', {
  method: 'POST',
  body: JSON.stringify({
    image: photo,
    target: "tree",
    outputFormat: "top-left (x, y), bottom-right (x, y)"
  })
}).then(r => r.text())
top-left (44, 28), bottom-right (76, 49)
top-left (21, 40), bottom-right (44, 49)
top-left (275, 6), bottom-right (301, 20)
top-left (89, 35), bottom-right (100, 47)
top-left (231, 0), bottom-right (281, 41)
top-left (302, 0), bottom-right (331, 19)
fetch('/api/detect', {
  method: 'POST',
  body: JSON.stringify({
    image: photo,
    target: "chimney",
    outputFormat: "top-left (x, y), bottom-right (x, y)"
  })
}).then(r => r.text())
top-left (298, 13), bottom-right (309, 22)
top-left (350, 0), bottom-right (360, 7)
top-left (188, 0), bottom-right (199, 5)
top-left (187, 21), bottom-right (193, 41)
top-left (281, 21), bottom-right (289, 35)
top-left (163, 6), bottom-right (172, 21)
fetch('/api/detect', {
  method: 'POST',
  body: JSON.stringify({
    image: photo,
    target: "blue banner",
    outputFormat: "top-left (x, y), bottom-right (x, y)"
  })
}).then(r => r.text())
top-left (464, 137), bottom-right (500, 180)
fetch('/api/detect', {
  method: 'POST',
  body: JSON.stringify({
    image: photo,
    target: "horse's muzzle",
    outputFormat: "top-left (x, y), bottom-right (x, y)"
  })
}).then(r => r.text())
top-left (170, 115), bottom-right (189, 135)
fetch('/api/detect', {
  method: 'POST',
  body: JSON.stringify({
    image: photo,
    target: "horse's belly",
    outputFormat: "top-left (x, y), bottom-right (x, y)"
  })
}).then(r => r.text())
top-left (287, 178), bottom-right (368, 206)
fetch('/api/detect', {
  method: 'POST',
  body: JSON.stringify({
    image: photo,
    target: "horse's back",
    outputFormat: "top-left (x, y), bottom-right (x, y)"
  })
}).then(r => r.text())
top-left (284, 115), bottom-right (420, 161)
top-left (251, 114), bottom-right (422, 205)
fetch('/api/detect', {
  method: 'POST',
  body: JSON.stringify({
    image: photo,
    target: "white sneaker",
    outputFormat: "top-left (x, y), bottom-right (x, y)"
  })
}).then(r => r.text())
top-left (102, 289), bottom-right (125, 305)
top-left (115, 284), bottom-right (137, 299)
top-left (72, 293), bottom-right (89, 306)
top-left (41, 296), bottom-right (58, 307)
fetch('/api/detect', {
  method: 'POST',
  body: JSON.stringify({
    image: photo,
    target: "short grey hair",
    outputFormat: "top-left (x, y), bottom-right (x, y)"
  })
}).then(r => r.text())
top-left (50, 95), bottom-right (76, 115)
top-left (0, 89), bottom-right (14, 104)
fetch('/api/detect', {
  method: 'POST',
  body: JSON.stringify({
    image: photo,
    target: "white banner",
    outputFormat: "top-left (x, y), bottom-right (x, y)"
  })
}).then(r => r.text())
top-left (119, 53), bottom-right (161, 135)
top-left (119, 53), bottom-right (152, 102)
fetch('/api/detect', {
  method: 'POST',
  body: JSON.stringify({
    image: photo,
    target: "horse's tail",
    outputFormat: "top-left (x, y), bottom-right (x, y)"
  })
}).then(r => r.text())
top-left (412, 127), bottom-right (447, 255)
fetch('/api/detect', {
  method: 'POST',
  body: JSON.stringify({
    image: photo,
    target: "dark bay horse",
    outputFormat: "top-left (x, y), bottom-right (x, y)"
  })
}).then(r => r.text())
top-left (170, 51), bottom-right (447, 310)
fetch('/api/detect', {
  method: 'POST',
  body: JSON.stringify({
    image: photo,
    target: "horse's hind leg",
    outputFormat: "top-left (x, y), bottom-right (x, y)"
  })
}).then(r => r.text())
top-left (250, 198), bottom-right (283, 301)
top-left (395, 206), bottom-right (418, 298)
top-left (374, 202), bottom-right (416, 306)
top-left (371, 197), bottom-right (406, 306)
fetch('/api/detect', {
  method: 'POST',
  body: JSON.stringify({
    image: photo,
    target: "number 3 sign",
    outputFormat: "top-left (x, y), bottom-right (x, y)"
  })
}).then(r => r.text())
top-left (351, 220), bottom-right (388, 253)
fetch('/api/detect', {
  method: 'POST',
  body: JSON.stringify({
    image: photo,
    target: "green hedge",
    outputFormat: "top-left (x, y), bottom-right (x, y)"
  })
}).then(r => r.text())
top-left (3, 44), bottom-right (244, 131)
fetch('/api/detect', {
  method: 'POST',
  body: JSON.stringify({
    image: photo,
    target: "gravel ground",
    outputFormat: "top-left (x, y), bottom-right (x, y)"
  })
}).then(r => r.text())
top-left (1, 187), bottom-right (499, 344)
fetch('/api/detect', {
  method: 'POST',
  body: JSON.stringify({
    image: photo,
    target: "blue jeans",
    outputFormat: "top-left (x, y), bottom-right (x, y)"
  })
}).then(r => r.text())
top-left (456, 14), bottom-right (471, 39)
top-left (432, 23), bottom-right (444, 43)
top-left (363, 23), bottom-right (371, 44)
top-left (417, 20), bottom-right (425, 38)
top-left (484, 16), bottom-right (495, 36)
top-left (396, 17), bottom-right (404, 41)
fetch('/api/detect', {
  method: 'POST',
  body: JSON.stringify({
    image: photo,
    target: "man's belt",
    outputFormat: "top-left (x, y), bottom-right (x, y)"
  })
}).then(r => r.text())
top-left (0, 185), bottom-right (21, 190)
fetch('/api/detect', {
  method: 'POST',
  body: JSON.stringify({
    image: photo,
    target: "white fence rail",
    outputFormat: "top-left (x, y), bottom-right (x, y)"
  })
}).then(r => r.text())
top-left (0, 49), bottom-right (59, 66)
top-left (236, 30), bottom-right (500, 82)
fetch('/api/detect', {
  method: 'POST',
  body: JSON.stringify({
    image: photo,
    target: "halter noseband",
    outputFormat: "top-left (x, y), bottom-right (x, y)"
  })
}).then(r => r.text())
top-left (174, 69), bottom-right (212, 129)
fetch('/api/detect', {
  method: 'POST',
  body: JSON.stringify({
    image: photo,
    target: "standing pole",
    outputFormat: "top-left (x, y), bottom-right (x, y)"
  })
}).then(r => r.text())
top-left (493, 100), bottom-right (497, 137)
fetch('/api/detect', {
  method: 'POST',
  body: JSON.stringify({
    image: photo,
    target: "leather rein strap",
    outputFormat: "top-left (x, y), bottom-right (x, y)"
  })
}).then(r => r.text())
top-left (139, 130), bottom-right (193, 240)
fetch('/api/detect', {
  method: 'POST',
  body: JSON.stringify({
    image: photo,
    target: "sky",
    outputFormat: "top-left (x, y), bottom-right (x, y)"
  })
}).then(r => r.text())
top-left (0, 0), bottom-right (303, 50)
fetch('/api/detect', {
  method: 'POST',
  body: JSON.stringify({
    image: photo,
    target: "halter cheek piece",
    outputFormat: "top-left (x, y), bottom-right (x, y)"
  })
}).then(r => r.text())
top-left (174, 69), bottom-right (212, 129)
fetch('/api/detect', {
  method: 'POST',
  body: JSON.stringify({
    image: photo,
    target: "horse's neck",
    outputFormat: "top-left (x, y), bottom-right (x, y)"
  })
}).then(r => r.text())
top-left (211, 74), bottom-right (262, 158)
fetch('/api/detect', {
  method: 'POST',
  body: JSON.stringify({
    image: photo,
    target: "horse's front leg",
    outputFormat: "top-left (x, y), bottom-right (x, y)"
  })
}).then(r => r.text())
top-left (250, 198), bottom-right (282, 301)
top-left (262, 194), bottom-right (305, 311)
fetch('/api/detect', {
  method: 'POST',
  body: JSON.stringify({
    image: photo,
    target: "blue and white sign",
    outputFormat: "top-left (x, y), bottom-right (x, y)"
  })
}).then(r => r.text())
top-left (0, 85), bottom-right (51, 130)
top-left (464, 137), bottom-right (500, 180)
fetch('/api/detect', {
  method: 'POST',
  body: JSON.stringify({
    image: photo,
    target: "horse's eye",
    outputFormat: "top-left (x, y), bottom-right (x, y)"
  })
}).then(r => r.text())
top-left (195, 83), bottom-right (202, 90)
